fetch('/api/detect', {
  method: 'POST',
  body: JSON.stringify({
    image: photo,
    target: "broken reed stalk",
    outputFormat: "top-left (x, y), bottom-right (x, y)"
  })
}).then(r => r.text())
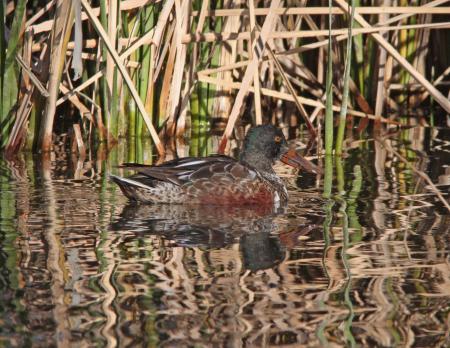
top-left (335, 0), bottom-right (355, 156)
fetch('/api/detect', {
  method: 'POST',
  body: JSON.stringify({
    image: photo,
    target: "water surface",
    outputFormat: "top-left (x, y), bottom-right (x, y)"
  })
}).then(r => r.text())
top-left (0, 128), bottom-right (449, 347)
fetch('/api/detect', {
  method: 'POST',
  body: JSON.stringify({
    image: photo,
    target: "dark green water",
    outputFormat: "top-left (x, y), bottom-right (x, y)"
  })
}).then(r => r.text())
top-left (0, 128), bottom-right (449, 347)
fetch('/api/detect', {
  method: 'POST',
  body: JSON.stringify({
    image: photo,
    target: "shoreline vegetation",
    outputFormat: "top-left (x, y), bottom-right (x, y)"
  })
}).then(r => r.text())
top-left (1, 1), bottom-right (449, 156)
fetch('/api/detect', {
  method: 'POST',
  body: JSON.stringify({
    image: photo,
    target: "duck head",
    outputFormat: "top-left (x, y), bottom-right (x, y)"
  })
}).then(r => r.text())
top-left (240, 125), bottom-right (320, 174)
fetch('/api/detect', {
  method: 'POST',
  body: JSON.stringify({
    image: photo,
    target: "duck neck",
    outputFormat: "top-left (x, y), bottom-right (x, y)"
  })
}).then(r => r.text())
top-left (240, 151), bottom-right (275, 174)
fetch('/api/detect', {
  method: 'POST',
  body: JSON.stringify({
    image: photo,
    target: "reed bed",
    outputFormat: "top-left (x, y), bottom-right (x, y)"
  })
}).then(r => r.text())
top-left (1, 0), bottom-right (449, 158)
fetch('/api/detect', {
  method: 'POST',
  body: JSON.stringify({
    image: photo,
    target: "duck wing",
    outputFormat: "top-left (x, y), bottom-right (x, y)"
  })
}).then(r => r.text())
top-left (121, 155), bottom-right (258, 186)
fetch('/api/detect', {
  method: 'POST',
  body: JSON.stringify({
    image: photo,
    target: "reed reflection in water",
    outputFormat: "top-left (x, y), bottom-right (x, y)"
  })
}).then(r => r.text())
top-left (0, 133), bottom-right (449, 347)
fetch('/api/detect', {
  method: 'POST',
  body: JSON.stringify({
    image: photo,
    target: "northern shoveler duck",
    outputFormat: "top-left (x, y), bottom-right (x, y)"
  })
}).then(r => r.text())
top-left (110, 125), bottom-right (319, 206)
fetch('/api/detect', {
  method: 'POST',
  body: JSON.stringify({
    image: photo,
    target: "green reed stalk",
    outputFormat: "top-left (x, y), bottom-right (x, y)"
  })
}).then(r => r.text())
top-left (352, 0), bottom-right (364, 96)
top-left (110, 69), bottom-right (119, 138)
top-left (321, 156), bottom-right (334, 338)
top-left (99, 0), bottom-right (109, 142)
top-left (190, 85), bottom-right (200, 156)
top-left (322, 155), bottom-right (334, 269)
top-left (335, 0), bottom-right (355, 156)
top-left (0, 0), bottom-right (27, 148)
top-left (96, 168), bottom-right (115, 275)
top-left (144, 317), bottom-right (159, 346)
top-left (136, 133), bottom-right (143, 163)
top-left (362, 2), bottom-right (376, 103)
top-left (0, 177), bottom-right (25, 331)
top-left (140, 6), bottom-right (155, 139)
top-left (122, 11), bottom-right (136, 160)
top-left (26, 109), bottom-right (38, 151)
top-left (198, 72), bottom-right (209, 155)
top-left (193, 7), bottom-right (221, 154)
top-left (0, 0), bottom-right (5, 106)
top-left (197, 0), bottom-right (223, 155)
top-left (198, 83), bottom-right (208, 143)
top-left (347, 164), bottom-right (362, 237)
top-left (136, 17), bottom-right (144, 144)
top-left (316, 314), bottom-right (331, 347)
top-left (405, 2), bottom-right (418, 86)
top-left (362, 28), bottom-right (375, 101)
top-left (190, 0), bottom-right (203, 155)
top-left (141, 136), bottom-right (152, 164)
top-left (336, 156), bottom-right (345, 195)
top-left (199, 132), bottom-right (209, 156)
top-left (397, 0), bottom-right (413, 105)
top-left (324, 0), bottom-right (334, 155)
top-left (207, 48), bottom-right (221, 121)
top-left (0, 164), bottom-right (19, 288)
top-left (385, 277), bottom-right (402, 344)
top-left (105, 1), bottom-right (122, 141)
top-left (206, 28), bottom-right (222, 132)
top-left (335, 156), bottom-right (356, 347)
top-left (323, 155), bottom-right (333, 199)
top-left (0, 1), bottom-right (6, 76)
top-left (144, 45), bottom-right (155, 140)
top-left (398, 0), bottom-right (408, 87)
top-left (341, 200), bottom-right (356, 348)
top-left (27, 88), bottom-right (47, 151)
top-left (204, 0), bottom-right (222, 137)
top-left (127, 97), bottom-right (137, 162)
top-left (320, 156), bottom-right (334, 348)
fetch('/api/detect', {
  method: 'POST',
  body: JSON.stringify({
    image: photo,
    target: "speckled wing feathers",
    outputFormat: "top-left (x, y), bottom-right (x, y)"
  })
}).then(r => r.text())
top-left (114, 155), bottom-right (277, 205)
top-left (122, 155), bottom-right (234, 186)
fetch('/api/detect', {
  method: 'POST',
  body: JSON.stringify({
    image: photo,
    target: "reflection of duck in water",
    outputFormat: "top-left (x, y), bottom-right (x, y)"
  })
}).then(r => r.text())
top-left (110, 125), bottom-right (319, 207)
top-left (112, 204), bottom-right (320, 271)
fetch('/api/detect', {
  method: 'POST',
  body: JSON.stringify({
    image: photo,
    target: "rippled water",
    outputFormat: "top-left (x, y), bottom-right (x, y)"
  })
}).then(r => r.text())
top-left (0, 128), bottom-right (449, 347)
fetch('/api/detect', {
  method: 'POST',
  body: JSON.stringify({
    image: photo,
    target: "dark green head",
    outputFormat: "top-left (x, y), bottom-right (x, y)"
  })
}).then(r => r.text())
top-left (240, 125), bottom-right (289, 172)
top-left (240, 125), bottom-right (321, 174)
top-left (241, 124), bottom-right (288, 159)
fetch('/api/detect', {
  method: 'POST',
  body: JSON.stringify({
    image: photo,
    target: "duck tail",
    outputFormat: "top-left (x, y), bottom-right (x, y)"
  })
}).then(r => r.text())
top-left (109, 174), bottom-right (152, 202)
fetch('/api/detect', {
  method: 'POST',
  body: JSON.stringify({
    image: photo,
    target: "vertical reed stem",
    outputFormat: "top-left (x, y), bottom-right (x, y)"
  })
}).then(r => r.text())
top-left (99, 0), bottom-right (109, 143)
top-left (138, 7), bottom-right (154, 140)
top-left (323, 155), bottom-right (333, 199)
top-left (335, 0), bottom-right (355, 156)
top-left (352, 0), bottom-right (364, 96)
top-left (324, 0), bottom-right (334, 155)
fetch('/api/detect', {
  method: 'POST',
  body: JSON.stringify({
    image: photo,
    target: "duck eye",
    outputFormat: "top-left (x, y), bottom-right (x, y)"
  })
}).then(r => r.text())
top-left (274, 135), bottom-right (282, 143)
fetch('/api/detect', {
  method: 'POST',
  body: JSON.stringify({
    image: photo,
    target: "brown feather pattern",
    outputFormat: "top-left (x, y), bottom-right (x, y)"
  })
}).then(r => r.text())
top-left (111, 155), bottom-right (280, 205)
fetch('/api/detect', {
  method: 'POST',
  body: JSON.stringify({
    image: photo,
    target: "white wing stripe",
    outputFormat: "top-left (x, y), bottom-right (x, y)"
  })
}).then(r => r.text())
top-left (174, 160), bottom-right (206, 168)
top-left (110, 175), bottom-right (152, 190)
